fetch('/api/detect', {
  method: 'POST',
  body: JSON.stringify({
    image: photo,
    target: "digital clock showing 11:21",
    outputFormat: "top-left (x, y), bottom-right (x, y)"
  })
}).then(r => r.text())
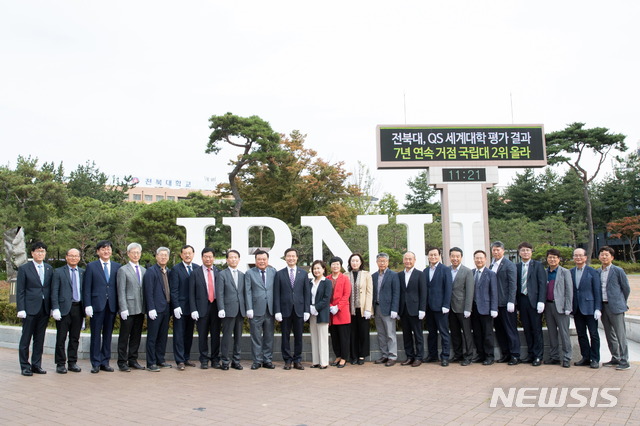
top-left (442, 168), bottom-right (487, 182)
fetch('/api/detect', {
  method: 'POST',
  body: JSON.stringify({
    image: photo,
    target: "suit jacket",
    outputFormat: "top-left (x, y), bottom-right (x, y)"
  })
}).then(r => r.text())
top-left (492, 257), bottom-right (517, 307)
top-left (83, 259), bottom-right (121, 312)
top-left (169, 262), bottom-right (199, 314)
top-left (371, 268), bottom-right (400, 316)
top-left (516, 259), bottom-right (546, 309)
top-left (143, 264), bottom-right (171, 314)
top-left (547, 265), bottom-right (573, 314)
top-left (450, 264), bottom-right (474, 314)
top-left (311, 277), bottom-right (332, 324)
top-left (117, 263), bottom-right (146, 315)
top-left (425, 263), bottom-right (452, 312)
top-left (571, 265), bottom-right (602, 315)
top-left (347, 270), bottom-right (373, 316)
top-left (216, 268), bottom-right (246, 317)
top-left (398, 268), bottom-right (427, 316)
top-left (274, 266), bottom-right (310, 318)
top-left (328, 273), bottom-right (351, 325)
top-left (17, 261), bottom-right (53, 314)
top-left (189, 265), bottom-right (220, 316)
top-left (245, 266), bottom-right (276, 317)
top-left (472, 268), bottom-right (498, 315)
top-left (51, 265), bottom-right (85, 316)
top-left (600, 264), bottom-right (630, 314)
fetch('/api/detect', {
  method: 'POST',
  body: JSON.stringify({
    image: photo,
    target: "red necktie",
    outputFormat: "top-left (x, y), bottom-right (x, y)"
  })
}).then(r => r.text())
top-left (207, 268), bottom-right (215, 302)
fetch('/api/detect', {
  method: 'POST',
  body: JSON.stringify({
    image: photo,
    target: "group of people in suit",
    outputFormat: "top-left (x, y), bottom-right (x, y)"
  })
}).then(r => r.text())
top-left (15, 239), bottom-right (631, 375)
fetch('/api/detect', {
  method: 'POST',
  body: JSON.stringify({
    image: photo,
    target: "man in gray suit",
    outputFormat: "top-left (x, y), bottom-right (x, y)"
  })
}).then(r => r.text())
top-left (448, 247), bottom-right (475, 366)
top-left (217, 249), bottom-right (246, 370)
top-left (51, 248), bottom-right (84, 374)
top-left (371, 252), bottom-right (400, 367)
top-left (598, 246), bottom-right (631, 370)
top-left (116, 242), bottom-right (146, 372)
top-left (245, 249), bottom-right (277, 370)
top-left (543, 248), bottom-right (573, 368)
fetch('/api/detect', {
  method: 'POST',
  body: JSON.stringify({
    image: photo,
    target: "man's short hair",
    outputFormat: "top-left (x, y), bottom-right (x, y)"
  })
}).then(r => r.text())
top-left (95, 240), bottom-right (112, 251)
top-left (284, 248), bottom-right (298, 257)
top-left (227, 249), bottom-right (240, 259)
top-left (449, 247), bottom-right (463, 256)
top-left (546, 248), bottom-right (561, 258)
top-left (599, 246), bottom-right (615, 256)
top-left (491, 241), bottom-right (505, 250)
top-left (127, 242), bottom-right (142, 253)
top-left (202, 247), bottom-right (215, 256)
top-left (474, 249), bottom-right (486, 257)
top-left (156, 247), bottom-right (170, 256)
top-left (31, 241), bottom-right (47, 252)
top-left (427, 246), bottom-right (442, 255)
top-left (181, 245), bottom-right (194, 253)
top-left (254, 249), bottom-right (269, 258)
top-left (376, 252), bottom-right (389, 260)
top-left (518, 242), bottom-right (533, 250)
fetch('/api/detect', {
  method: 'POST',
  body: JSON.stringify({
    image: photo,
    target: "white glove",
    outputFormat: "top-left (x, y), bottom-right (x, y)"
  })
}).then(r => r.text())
top-left (390, 311), bottom-right (398, 319)
top-left (191, 311), bottom-right (199, 321)
top-left (537, 302), bottom-right (545, 314)
top-left (275, 313), bottom-right (283, 322)
top-left (594, 309), bottom-right (602, 321)
top-left (304, 312), bottom-right (310, 322)
top-left (173, 307), bottom-right (182, 319)
top-left (148, 309), bottom-right (157, 320)
top-left (490, 310), bottom-right (498, 318)
top-left (418, 310), bottom-right (426, 320)
top-left (85, 306), bottom-right (93, 317)
top-left (310, 306), bottom-right (318, 316)
top-left (463, 311), bottom-right (471, 318)
top-left (330, 305), bottom-right (338, 315)
top-left (17, 310), bottom-right (27, 319)
top-left (218, 309), bottom-right (226, 319)
top-left (246, 309), bottom-right (254, 319)
top-left (507, 302), bottom-right (515, 313)
top-left (442, 307), bottom-right (450, 314)
top-left (564, 310), bottom-right (571, 316)
top-left (120, 310), bottom-right (129, 321)
top-left (364, 310), bottom-right (372, 320)
top-left (52, 309), bottom-right (62, 321)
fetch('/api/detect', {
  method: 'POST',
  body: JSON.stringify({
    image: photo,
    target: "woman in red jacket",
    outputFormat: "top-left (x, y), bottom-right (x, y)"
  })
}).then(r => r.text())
top-left (327, 257), bottom-right (351, 368)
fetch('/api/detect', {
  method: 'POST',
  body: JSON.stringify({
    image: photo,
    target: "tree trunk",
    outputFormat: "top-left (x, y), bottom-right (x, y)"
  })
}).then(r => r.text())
top-left (229, 173), bottom-right (242, 217)
top-left (582, 182), bottom-right (594, 263)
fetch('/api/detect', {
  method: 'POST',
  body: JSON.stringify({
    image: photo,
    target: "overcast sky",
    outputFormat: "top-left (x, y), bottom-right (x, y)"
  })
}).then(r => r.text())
top-left (1, 0), bottom-right (638, 203)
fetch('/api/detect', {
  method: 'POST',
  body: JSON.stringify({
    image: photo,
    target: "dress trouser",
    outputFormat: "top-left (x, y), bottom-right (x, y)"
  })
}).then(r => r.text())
top-left (493, 306), bottom-right (520, 358)
top-left (517, 294), bottom-right (543, 359)
top-left (601, 302), bottom-right (628, 363)
top-left (117, 313), bottom-right (144, 365)
top-left (374, 304), bottom-right (397, 360)
top-left (573, 310), bottom-right (600, 363)
top-left (146, 306), bottom-right (170, 366)
top-left (449, 310), bottom-right (474, 361)
top-left (196, 299), bottom-right (221, 365)
top-left (281, 313), bottom-right (304, 363)
top-left (350, 309), bottom-right (370, 359)
top-left (310, 316), bottom-right (329, 366)
top-left (249, 313), bottom-right (274, 364)
top-left (400, 312), bottom-right (424, 360)
top-left (19, 302), bottom-right (48, 370)
top-left (55, 302), bottom-right (83, 366)
top-left (545, 302), bottom-right (572, 361)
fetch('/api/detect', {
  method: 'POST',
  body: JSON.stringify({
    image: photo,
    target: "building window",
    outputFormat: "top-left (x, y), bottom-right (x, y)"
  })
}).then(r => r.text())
top-left (156, 195), bottom-right (164, 201)
top-left (167, 196), bottom-right (175, 201)
top-left (144, 195), bottom-right (153, 202)
top-left (132, 194), bottom-right (142, 201)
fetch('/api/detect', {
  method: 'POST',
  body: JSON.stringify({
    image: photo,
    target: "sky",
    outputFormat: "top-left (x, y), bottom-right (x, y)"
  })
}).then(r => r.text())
top-left (1, 0), bottom-right (639, 203)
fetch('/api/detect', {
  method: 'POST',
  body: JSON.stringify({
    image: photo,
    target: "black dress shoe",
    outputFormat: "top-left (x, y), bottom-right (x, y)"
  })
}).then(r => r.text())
top-left (603, 359), bottom-right (620, 367)
top-left (251, 363), bottom-right (262, 370)
top-left (221, 364), bottom-right (230, 371)
top-left (21, 368), bottom-right (33, 376)
top-left (496, 355), bottom-right (510, 363)
top-left (350, 359), bottom-right (357, 365)
top-left (177, 363), bottom-right (186, 371)
top-left (471, 356), bottom-right (484, 363)
top-left (56, 365), bottom-right (68, 374)
top-left (147, 364), bottom-right (160, 372)
top-left (562, 360), bottom-right (570, 368)
top-left (99, 365), bottom-right (114, 372)
top-left (460, 359), bottom-right (471, 366)
top-left (310, 364), bottom-right (320, 368)
top-left (482, 359), bottom-right (494, 366)
top-left (293, 362), bottom-right (304, 370)
top-left (185, 360), bottom-right (197, 367)
top-left (91, 366), bottom-right (100, 374)
top-left (319, 365), bottom-right (328, 369)
top-left (590, 361), bottom-right (600, 369)
top-left (374, 357), bottom-right (388, 365)
top-left (337, 361), bottom-right (346, 368)
top-left (544, 359), bottom-right (560, 365)
top-left (520, 357), bottom-right (533, 364)
top-left (574, 358), bottom-right (590, 367)
top-left (441, 359), bottom-right (449, 367)
top-left (450, 356), bottom-right (462, 363)
top-left (401, 358), bottom-right (414, 366)
top-left (508, 356), bottom-right (521, 366)
top-left (32, 366), bottom-right (47, 374)
top-left (68, 363), bottom-right (81, 373)
top-left (200, 363), bottom-right (209, 369)
top-left (231, 363), bottom-right (243, 370)
top-left (262, 362), bottom-right (275, 369)
top-left (283, 362), bottom-right (292, 370)
top-left (118, 364), bottom-right (131, 372)
top-left (211, 362), bottom-right (221, 369)
top-left (423, 356), bottom-right (439, 363)
top-left (357, 358), bottom-right (365, 365)
top-left (532, 358), bottom-right (542, 367)
top-left (128, 361), bottom-right (145, 370)
top-left (158, 363), bottom-right (172, 369)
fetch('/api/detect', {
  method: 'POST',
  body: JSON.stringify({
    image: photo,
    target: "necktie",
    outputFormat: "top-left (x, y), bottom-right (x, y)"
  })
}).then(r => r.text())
top-left (207, 268), bottom-right (215, 302)
top-left (103, 262), bottom-right (110, 282)
top-left (71, 268), bottom-right (79, 301)
top-left (37, 264), bottom-right (44, 285)
top-left (162, 268), bottom-right (170, 303)
top-left (474, 270), bottom-right (480, 285)
top-left (521, 263), bottom-right (528, 295)
top-left (261, 270), bottom-right (266, 285)
top-left (289, 268), bottom-right (295, 288)
top-left (135, 265), bottom-right (141, 283)
top-left (232, 269), bottom-right (238, 288)
top-left (187, 265), bottom-right (192, 276)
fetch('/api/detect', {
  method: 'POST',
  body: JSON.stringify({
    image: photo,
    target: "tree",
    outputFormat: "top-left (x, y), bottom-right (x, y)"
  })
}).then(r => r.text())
top-left (345, 161), bottom-right (380, 215)
top-left (206, 112), bottom-right (282, 217)
top-left (546, 122), bottom-right (627, 260)
top-left (403, 171), bottom-right (440, 215)
top-left (607, 216), bottom-right (640, 263)
top-left (377, 193), bottom-right (399, 216)
top-left (595, 153), bottom-right (640, 226)
top-left (67, 161), bottom-right (134, 204)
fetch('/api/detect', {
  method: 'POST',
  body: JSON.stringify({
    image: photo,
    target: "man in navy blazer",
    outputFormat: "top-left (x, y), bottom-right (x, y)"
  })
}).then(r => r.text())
top-left (371, 252), bottom-right (400, 367)
top-left (83, 240), bottom-right (121, 374)
top-left (274, 248), bottom-right (310, 370)
top-left (515, 242), bottom-right (547, 366)
top-left (571, 248), bottom-right (602, 369)
top-left (424, 247), bottom-right (453, 366)
top-left (490, 241), bottom-right (520, 365)
top-left (16, 241), bottom-right (53, 376)
top-left (169, 245), bottom-right (199, 369)
top-left (216, 249), bottom-right (247, 370)
top-left (470, 249), bottom-right (498, 365)
top-left (598, 246), bottom-right (631, 370)
top-left (398, 251), bottom-right (427, 367)
top-left (143, 247), bottom-right (172, 372)
top-left (51, 248), bottom-right (84, 374)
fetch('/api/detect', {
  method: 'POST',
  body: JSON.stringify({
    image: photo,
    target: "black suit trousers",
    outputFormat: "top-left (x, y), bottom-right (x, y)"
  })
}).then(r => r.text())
top-left (449, 311), bottom-right (474, 360)
top-left (494, 306), bottom-right (520, 357)
top-left (196, 300), bottom-right (221, 365)
top-left (574, 311), bottom-right (600, 362)
top-left (146, 307), bottom-right (170, 366)
top-left (89, 305), bottom-right (116, 367)
top-left (426, 309), bottom-right (450, 359)
top-left (117, 313), bottom-right (144, 364)
top-left (330, 323), bottom-right (351, 360)
top-left (173, 314), bottom-right (195, 364)
top-left (517, 294), bottom-right (543, 359)
top-left (349, 310), bottom-right (370, 359)
top-left (55, 303), bottom-right (83, 365)
top-left (471, 304), bottom-right (494, 360)
top-left (281, 313), bottom-right (304, 363)
top-left (19, 301), bottom-right (48, 370)
top-left (400, 313), bottom-right (424, 360)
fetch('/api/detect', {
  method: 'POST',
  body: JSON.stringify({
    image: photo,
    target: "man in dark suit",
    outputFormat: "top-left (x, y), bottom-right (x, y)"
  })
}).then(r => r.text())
top-left (515, 242), bottom-right (546, 367)
top-left (245, 249), bottom-right (277, 370)
top-left (83, 240), bottom-right (121, 374)
top-left (217, 249), bottom-right (247, 370)
top-left (571, 248), bottom-right (602, 369)
top-left (16, 241), bottom-right (53, 376)
top-left (274, 248), bottom-right (310, 370)
top-left (371, 252), bottom-right (400, 367)
top-left (398, 251), bottom-right (427, 367)
top-left (189, 247), bottom-right (222, 369)
top-left (448, 247), bottom-right (475, 366)
top-left (116, 242), bottom-right (146, 372)
top-left (470, 249), bottom-right (498, 365)
top-left (424, 247), bottom-right (453, 366)
top-left (51, 248), bottom-right (84, 374)
top-left (143, 247), bottom-right (172, 372)
top-left (490, 241), bottom-right (520, 365)
top-left (169, 244), bottom-right (199, 370)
